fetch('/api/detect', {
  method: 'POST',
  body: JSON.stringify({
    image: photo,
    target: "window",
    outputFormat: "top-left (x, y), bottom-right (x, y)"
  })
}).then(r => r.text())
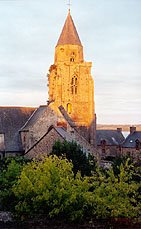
top-left (135, 140), bottom-right (140, 150)
top-left (71, 75), bottom-right (78, 95)
top-left (67, 103), bottom-right (72, 114)
top-left (70, 58), bottom-right (74, 62)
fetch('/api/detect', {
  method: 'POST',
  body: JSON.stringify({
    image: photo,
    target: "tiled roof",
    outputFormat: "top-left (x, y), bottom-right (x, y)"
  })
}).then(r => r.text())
top-left (56, 10), bottom-right (82, 46)
top-left (21, 105), bottom-right (47, 131)
top-left (96, 130), bottom-right (125, 146)
top-left (0, 107), bottom-right (35, 152)
top-left (122, 131), bottom-right (141, 148)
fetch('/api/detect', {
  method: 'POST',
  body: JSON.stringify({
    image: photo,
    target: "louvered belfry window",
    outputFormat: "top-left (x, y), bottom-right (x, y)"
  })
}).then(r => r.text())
top-left (71, 75), bottom-right (78, 95)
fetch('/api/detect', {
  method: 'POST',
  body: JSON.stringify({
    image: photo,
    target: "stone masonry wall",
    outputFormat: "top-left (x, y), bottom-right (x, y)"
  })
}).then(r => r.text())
top-left (122, 147), bottom-right (141, 161)
top-left (25, 128), bottom-right (63, 159)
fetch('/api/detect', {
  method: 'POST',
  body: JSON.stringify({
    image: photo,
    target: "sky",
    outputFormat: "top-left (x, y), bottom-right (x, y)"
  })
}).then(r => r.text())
top-left (0, 0), bottom-right (140, 124)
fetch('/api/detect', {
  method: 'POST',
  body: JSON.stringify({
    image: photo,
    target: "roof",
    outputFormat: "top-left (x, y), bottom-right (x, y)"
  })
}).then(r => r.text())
top-left (122, 131), bottom-right (141, 148)
top-left (25, 126), bottom-right (88, 156)
top-left (0, 107), bottom-right (35, 152)
top-left (96, 130), bottom-right (125, 146)
top-left (54, 126), bottom-right (74, 142)
top-left (56, 10), bottom-right (82, 47)
top-left (21, 105), bottom-right (48, 131)
top-left (58, 105), bottom-right (76, 128)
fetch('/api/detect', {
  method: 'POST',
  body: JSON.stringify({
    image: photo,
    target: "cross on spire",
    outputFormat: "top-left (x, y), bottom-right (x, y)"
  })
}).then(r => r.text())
top-left (67, 0), bottom-right (72, 10)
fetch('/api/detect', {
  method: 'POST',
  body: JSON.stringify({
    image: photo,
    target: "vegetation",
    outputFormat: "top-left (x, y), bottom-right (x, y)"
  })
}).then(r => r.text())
top-left (0, 156), bottom-right (31, 211)
top-left (0, 146), bottom-right (140, 224)
top-left (51, 140), bottom-right (97, 176)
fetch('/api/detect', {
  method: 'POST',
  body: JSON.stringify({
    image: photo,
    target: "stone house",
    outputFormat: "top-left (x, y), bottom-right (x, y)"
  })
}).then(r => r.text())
top-left (96, 128), bottom-right (125, 160)
top-left (122, 127), bottom-right (141, 162)
top-left (0, 107), bottom-right (35, 158)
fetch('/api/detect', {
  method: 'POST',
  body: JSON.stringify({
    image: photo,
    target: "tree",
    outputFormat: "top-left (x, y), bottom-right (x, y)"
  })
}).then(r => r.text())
top-left (0, 156), bottom-right (31, 211)
top-left (51, 140), bottom-right (97, 176)
top-left (84, 159), bottom-right (140, 219)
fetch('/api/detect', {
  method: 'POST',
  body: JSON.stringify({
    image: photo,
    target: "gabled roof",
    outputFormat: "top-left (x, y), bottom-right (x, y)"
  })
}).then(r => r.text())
top-left (21, 105), bottom-right (47, 131)
top-left (56, 10), bottom-right (82, 47)
top-left (25, 126), bottom-right (88, 156)
top-left (122, 131), bottom-right (141, 148)
top-left (0, 107), bottom-right (35, 152)
top-left (96, 130), bottom-right (125, 146)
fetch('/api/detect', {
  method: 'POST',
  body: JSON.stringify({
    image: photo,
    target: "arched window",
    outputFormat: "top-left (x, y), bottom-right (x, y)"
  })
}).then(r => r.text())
top-left (71, 75), bottom-right (78, 95)
top-left (67, 103), bottom-right (72, 114)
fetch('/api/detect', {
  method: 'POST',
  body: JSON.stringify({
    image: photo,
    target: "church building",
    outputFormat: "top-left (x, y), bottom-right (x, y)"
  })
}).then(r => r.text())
top-left (0, 10), bottom-right (97, 159)
top-left (0, 10), bottom-right (128, 161)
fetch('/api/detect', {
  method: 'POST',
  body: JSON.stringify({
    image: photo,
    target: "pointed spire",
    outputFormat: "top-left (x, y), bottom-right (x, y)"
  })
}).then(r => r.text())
top-left (56, 10), bottom-right (82, 46)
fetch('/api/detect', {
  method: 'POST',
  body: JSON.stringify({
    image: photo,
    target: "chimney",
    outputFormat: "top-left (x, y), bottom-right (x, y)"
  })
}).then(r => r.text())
top-left (130, 126), bottom-right (136, 134)
top-left (57, 121), bottom-right (67, 130)
top-left (117, 128), bottom-right (122, 133)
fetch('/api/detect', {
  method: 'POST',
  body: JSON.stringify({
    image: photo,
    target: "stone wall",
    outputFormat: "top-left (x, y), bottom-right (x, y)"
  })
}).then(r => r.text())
top-left (97, 145), bottom-right (121, 160)
top-left (122, 147), bottom-right (141, 161)
top-left (22, 105), bottom-right (63, 153)
top-left (25, 128), bottom-right (63, 159)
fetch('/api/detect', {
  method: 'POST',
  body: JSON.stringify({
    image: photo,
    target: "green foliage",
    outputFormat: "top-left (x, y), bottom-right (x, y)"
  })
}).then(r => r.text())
top-left (13, 155), bottom-right (140, 222)
top-left (84, 159), bottom-right (141, 219)
top-left (0, 154), bottom-right (140, 223)
top-left (13, 155), bottom-right (90, 222)
top-left (0, 156), bottom-right (31, 211)
top-left (51, 140), bottom-right (97, 176)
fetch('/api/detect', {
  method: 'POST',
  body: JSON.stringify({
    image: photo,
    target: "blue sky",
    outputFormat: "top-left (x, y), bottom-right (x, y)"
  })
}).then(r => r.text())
top-left (0, 0), bottom-right (140, 124)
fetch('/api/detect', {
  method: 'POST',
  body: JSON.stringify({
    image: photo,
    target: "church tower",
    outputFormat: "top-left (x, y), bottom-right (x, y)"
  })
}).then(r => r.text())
top-left (48, 10), bottom-right (96, 143)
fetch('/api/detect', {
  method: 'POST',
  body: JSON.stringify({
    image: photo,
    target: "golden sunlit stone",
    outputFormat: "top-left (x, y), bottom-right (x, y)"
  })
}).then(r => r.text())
top-left (48, 11), bottom-right (95, 128)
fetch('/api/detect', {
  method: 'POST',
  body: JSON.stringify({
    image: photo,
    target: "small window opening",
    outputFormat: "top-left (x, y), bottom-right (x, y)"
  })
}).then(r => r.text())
top-left (71, 75), bottom-right (78, 95)
top-left (67, 103), bottom-right (72, 114)
top-left (70, 58), bottom-right (75, 62)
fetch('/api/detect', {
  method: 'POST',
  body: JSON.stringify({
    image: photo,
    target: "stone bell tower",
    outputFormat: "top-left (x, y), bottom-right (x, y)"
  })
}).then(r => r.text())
top-left (48, 10), bottom-right (96, 144)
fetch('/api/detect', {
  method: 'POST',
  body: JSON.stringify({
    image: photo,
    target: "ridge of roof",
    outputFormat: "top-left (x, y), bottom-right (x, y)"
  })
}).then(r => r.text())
top-left (122, 131), bottom-right (141, 148)
top-left (96, 129), bottom-right (125, 146)
top-left (56, 11), bottom-right (82, 46)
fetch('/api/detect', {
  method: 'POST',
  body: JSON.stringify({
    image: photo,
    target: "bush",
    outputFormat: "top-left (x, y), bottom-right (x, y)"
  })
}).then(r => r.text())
top-left (13, 155), bottom-right (90, 222)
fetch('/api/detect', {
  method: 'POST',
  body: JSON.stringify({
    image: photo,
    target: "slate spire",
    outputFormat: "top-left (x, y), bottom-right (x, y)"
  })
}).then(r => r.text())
top-left (56, 10), bottom-right (82, 46)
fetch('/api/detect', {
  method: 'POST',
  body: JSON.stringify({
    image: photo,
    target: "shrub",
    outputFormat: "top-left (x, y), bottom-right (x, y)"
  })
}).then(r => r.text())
top-left (13, 155), bottom-right (90, 222)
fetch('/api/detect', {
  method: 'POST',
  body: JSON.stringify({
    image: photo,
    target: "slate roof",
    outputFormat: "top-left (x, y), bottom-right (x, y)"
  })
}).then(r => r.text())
top-left (0, 107), bottom-right (35, 152)
top-left (54, 126), bottom-right (75, 142)
top-left (122, 131), bottom-right (141, 148)
top-left (25, 126), bottom-right (88, 156)
top-left (21, 105), bottom-right (47, 131)
top-left (58, 105), bottom-right (76, 128)
top-left (96, 130), bottom-right (125, 146)
top-left (56, 10), bottom-right (82, 47)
